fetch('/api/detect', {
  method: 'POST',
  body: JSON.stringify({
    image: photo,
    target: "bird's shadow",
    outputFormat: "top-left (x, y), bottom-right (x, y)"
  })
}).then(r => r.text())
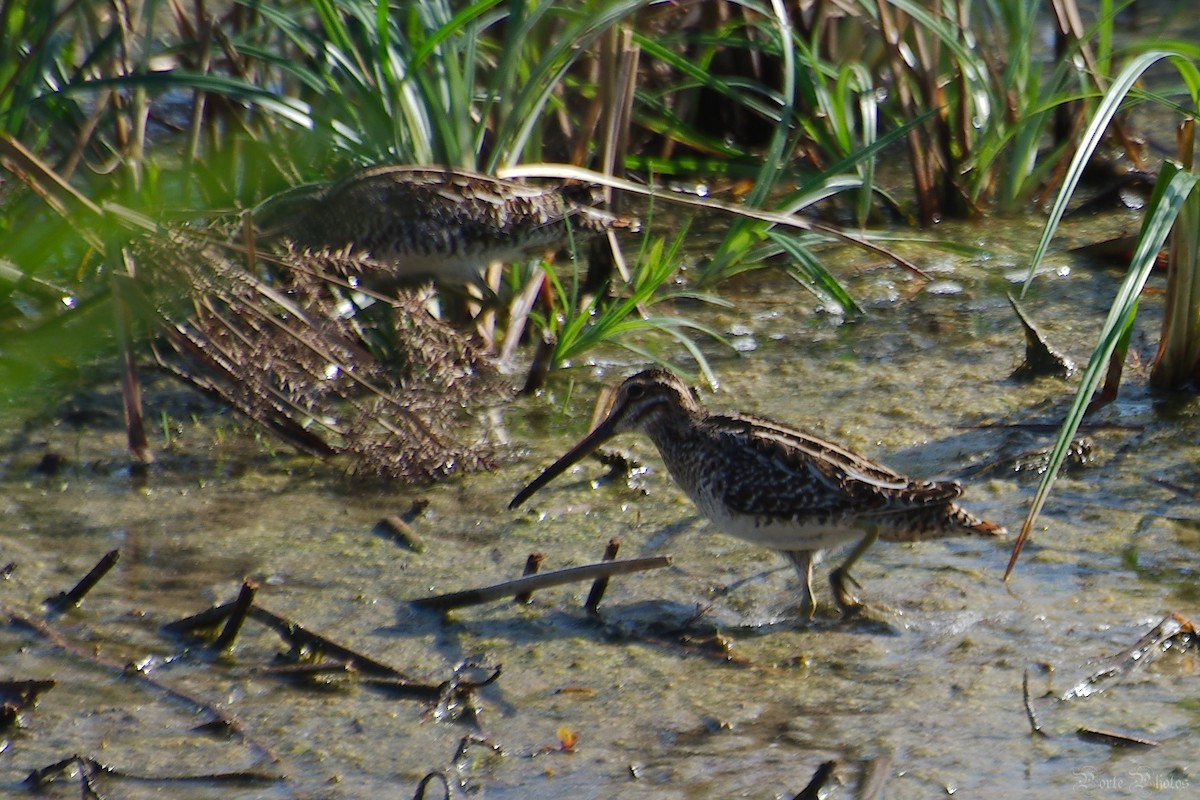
top-left (388, 591), bottom-right (902, 656)
top-left (369, 561), bottom-right (903, 716)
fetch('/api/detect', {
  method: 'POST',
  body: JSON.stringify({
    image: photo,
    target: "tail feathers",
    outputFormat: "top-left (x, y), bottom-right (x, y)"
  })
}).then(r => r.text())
top-left (952, 505), bottom-right (1006, 536)
top-left (573, 205), bottom-right (642, 233)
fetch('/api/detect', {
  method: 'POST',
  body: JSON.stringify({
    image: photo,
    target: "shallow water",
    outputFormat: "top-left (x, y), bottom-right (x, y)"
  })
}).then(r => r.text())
top-left (2, 209), bottom-right (1198, 799)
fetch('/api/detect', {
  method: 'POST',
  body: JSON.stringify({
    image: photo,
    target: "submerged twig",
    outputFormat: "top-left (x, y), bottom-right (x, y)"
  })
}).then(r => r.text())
top-left (44, 549), bottom-right (121, 612)
top-left (584, 539), bottom-right (621, 615)
top-left (452, 733), bottom-right (503, 765)
top-left (413, 771), bottom-right (452, 800)
top-left (626, 627), bottom-right (760, 668)
top-left (960, 436), bottom-right (1095, 479)
top-left (170, 585), bottom-right (499, 705)
top-left (256, 662), bottom-right (357, 689)
top-left (375, 515), bottom-right (425, 552)
top-left (25, 753), bottom-right (279, 790)
top-left (411, 555), bottom-right (672, 612)
top-left (356, 676), bottom-right (447, 701)
top-left (1076, 727), bottom-right (1159, 748)
top-left (513, 553), bottom-right (545, 604)
top-left (1147, 475), bottom-right (1200, 499)
top-left (435, 659), bottom-right (501, 727)
top-left (964, 420), bottom-right (1142, 433)
top-left (168, 588), bottom-right (505, 723)
top-left (1022, 616), bottom-right (1197, 749)
top-left (257, 654), bottom-right (491, 709)
top-left (6, 611), bottom-right (286, 772)
top-left (1022, 669), bottom-right (1049, 737)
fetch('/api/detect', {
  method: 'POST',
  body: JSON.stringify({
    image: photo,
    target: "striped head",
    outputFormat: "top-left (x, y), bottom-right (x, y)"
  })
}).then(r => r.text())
top-left (603, 369), bottom-right (700, 436)
top-left (509, 368), bottom-right (699, 509)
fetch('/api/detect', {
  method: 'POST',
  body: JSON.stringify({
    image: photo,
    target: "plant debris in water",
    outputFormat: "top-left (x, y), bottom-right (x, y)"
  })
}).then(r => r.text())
top-left (1008, 294), bottom-right (1075, 381)
top-left (135, 225), bottom-right (499, 482)
top-left (1022, 614), bottom-right (1198, 749)
top-left (1060, 613), bottom-right (1197, 702)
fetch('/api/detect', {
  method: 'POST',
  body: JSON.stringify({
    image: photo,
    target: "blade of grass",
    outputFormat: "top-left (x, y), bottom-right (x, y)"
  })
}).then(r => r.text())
top-left (767, 229), bottom-right (861, 314)
top-left (1020, 50), bottom-right (1179, 294)
top-left (1006, 162), bottom-right (1199, 579)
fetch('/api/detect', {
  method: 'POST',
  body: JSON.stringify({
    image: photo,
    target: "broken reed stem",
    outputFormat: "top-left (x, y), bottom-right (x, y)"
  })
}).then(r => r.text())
top-left (584, 539), bottom-right (620, 615)
top-left (246, 604), bottom-right (411, 679)
top-left (45, 549), bottom-right (121, 611)
top-left (412, 555), bottom-right (672, 612)
top-left (1076, 727), bottom-right (1159, 748)
top-left (161, 600), bottom-right (237, 636)
top-left (111, 264), bottom-right (153, 464)
top-left (7, 611), bottom-right (286, 771)
top-left (211, 579), bottom-right (258, 651)
top-left (163, 583), bottom-right (415, 680)
top-left (513, 553), bottom-right (544, 604)
top-left (375, 515), bottom-right (425, 552)
top-left (167, 595), bottom-right (412, 680)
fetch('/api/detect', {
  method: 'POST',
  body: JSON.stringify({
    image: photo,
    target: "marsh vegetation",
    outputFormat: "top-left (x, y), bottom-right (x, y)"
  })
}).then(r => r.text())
top-left (2, 1), bottom-right (1198, 797)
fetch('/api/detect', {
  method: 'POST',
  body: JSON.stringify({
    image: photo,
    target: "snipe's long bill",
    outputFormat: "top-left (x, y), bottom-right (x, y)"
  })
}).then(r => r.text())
top-left (510, 368), bottom-right (1005, 616)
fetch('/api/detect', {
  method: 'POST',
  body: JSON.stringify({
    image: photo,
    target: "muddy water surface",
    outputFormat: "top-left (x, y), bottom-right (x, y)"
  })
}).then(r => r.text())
top-left (2, 213), bottom-right (1198, 799)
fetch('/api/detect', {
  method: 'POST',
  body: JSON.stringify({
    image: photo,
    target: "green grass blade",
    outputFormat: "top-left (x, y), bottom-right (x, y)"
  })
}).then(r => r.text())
top-left (1020, 50), bottom-right (1180, 295)
top-left (1007, 163), bottom-right (1200, 578)
top-left (43, 71), bottom-right (315, 128)
top-left (766, 229), bottom-right (861, 314)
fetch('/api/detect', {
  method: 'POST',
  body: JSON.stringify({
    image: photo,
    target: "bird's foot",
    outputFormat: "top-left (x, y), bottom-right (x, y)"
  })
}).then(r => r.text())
top-left (830, 567), bottom-right (865, 616)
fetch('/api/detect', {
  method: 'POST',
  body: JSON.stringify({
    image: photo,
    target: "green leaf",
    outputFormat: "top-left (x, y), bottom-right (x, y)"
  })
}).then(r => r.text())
top-left (1008, 162), bottom-right (1200, 577)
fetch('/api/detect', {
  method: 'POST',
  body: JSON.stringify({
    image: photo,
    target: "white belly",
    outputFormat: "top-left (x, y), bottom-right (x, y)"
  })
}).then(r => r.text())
top-left (701, 502), bottom-right (871, 552)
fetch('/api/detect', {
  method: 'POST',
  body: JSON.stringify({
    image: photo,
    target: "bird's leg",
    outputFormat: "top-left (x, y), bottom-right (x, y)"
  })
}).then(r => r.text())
top-left (783, 550), bottom-right (817, 618)
top-left (829, 528), bottom-right (879, 614)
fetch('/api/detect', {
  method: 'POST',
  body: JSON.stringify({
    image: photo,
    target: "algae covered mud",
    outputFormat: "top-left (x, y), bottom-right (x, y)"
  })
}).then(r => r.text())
top-left (2, 216), bottom-right (1198, 798)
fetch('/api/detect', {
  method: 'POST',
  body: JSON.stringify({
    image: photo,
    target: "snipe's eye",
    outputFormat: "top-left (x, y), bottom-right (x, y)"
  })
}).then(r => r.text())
top-left (626, 384), bottom-right (645, 400)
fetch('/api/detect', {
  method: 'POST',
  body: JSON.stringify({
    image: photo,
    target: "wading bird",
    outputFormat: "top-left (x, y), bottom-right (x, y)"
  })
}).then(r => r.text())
top-left (510, 368), bottom-right (1004, 616)
top-left (253, 166), bottom-right (638, 290)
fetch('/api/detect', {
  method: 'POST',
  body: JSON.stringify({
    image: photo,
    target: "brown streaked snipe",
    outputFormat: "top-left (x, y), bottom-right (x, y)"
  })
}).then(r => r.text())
top-left (253, 166), bottom-right (638, 288)
top-left (510, 368), bottom-right (1005, 616)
